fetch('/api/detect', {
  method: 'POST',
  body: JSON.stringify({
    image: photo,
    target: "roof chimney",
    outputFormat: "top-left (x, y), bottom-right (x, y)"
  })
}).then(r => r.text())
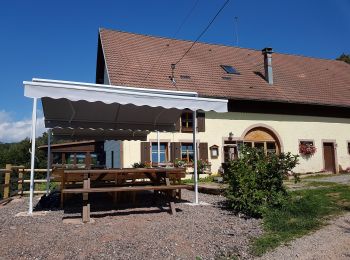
top-left (262, 47), bottom-right (273, 85)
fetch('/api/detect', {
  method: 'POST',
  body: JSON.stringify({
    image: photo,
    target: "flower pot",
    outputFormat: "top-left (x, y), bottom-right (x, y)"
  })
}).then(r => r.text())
top-left (214, 176), bottom-right (223, 183)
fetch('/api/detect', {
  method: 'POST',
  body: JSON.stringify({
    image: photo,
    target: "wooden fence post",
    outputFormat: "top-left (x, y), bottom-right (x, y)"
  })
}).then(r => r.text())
top-left (18, 168), bottom-right (24, 196)
top-left (4, 164), bottom-right (12, 199)
top-left (82, 172), bottom-right (90, 223)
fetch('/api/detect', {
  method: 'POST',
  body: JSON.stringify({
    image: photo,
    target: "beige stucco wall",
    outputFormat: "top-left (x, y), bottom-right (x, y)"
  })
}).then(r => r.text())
top-left (122, 112), bottom-right (350, 174)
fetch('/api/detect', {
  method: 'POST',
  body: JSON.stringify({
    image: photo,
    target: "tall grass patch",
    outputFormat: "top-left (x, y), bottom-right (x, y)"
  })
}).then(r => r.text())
top-left (252, 184), bottom-right (350, 256)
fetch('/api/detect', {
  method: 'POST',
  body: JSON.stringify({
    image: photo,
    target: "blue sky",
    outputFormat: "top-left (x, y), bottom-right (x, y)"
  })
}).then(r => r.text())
top-left (0, 0), bottom-right (349, 142)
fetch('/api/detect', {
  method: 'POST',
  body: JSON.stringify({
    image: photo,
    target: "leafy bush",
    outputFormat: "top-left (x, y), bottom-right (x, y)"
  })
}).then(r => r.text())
top-left (197, 159), bottom-right (210, 174)
top-left (225, 146), bottom-right (299, 217)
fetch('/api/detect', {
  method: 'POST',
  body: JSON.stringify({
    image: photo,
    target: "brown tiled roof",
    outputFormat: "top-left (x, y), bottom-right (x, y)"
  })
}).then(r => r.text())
top-left (99, 28), bottom-right (350, 108)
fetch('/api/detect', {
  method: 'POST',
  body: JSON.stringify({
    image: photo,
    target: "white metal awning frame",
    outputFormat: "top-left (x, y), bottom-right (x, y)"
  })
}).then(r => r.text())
top-left (51, 127), bottom-right (149, 141)
top-left (23, 78), bottom-right (228, 214)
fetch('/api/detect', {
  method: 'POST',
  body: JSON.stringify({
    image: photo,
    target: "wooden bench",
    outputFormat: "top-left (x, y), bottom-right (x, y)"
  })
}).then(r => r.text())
top-left (62, 185), bottom-right (189, 194)
top-left (57, 167), bottom-right (188, 223)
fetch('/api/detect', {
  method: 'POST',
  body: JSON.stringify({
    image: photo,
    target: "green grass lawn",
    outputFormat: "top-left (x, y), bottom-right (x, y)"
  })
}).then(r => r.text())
top-left (182, 175), bottom-right (215, 184)
top-left (252, 183), bottom-right (350, 256)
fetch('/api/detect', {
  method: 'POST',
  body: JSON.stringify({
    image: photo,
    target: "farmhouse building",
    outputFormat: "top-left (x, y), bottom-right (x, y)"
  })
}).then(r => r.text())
top-left (95, 28), bottom-right (350, 174)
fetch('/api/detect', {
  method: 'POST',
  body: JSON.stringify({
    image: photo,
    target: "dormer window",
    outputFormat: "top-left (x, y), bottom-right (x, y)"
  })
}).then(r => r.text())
top-left (181, 112), bottom-right (193, 132)
top-left (220, 65), bottom-right (239, 74)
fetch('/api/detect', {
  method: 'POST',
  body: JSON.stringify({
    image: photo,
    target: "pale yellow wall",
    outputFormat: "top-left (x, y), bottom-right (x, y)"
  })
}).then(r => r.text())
top-left (123, 141), bottom-right (141, 168)
top-left (122, 112), bottom-right (350, 174)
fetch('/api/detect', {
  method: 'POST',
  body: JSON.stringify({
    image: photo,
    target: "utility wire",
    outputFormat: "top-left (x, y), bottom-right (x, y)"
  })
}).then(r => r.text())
top-left (143, 0), bottom-right (200, 80)
top-left (173, 0), bottom-right (231, 66)
top-left (234, 16), bottom-right (239, 46)
top-left (173, 0), bottom-right (200, 38)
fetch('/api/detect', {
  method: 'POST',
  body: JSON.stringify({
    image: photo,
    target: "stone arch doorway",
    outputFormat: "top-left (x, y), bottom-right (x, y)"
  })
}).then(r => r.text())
top-left (242, 126), bottom-right (281, 154)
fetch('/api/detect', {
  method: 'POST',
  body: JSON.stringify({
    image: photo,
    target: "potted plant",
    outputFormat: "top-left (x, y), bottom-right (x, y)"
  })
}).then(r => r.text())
top-left (132, 161), bottom-right (151, 168)
top-left (132, 162), bottom-right (146, 168)
top-left (212, 172), bottom-right (223, 183)
top-left (174, 158), bottom-right (187, 168)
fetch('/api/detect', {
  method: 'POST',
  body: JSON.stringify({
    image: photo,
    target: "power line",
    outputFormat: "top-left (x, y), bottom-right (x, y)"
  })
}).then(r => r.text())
top-left (173, 0), bottom-right (231, 67)
top-left (234, 16), bottom-right (239, 46)
top-left (173, 0), bottom-right (200, 38)
top-left (143, 0), bottom-right (200, 80)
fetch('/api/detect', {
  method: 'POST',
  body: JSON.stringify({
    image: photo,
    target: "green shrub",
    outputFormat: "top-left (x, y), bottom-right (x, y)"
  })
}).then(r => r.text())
top-left (225, 146), bottom-right (299, 217)
top-left (196, 159), bottom-right (210, 174)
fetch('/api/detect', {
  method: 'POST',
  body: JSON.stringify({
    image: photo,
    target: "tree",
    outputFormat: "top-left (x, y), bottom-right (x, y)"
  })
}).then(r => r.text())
top-left (0, 133), bottom-right (49, 168)
top-left (336, 53), bottom-right (350, 64)
top-left (0, 132), bottom-right (75, 168)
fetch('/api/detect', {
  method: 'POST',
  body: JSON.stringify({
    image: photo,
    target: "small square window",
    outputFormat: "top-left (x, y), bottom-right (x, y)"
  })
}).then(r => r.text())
top-left (181, 143), bottom-right (194, 162)
top-left (300, 140), bottom-right (314, 146)
top-left (243, 141), bottom-right (253, 148)
top-left (151, 143), bottom-right (168, 163)
top-left (266, 142), bottom-right (277, 154)
top-left (348, 142), bottom-right (350, 154)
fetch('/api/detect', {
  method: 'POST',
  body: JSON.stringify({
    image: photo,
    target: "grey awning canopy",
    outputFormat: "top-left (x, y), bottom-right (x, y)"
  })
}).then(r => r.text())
top-left (43, 98), bottom-right (183, 132)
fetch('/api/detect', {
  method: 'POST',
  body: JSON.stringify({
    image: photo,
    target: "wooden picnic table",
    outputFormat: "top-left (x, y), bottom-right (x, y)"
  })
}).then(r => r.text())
top-left (55, 167), bottom-right (188, 222)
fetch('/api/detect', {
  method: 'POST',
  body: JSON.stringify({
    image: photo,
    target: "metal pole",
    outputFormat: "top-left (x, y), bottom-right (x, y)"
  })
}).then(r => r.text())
top-left (157, 131), bottom-right (160, 164)
top-left (46, 129), bottom-right (51, 195)
top-left (29, 98), bottom-right (37, 215)
top-left (193, 110), bottom-right (198, 204)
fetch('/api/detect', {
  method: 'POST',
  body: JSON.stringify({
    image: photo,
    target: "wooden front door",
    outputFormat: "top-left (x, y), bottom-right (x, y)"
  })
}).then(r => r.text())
top-left (323, 142), bottom-right (336, 173)
top-left (224, 146), bottom-right (238, 162)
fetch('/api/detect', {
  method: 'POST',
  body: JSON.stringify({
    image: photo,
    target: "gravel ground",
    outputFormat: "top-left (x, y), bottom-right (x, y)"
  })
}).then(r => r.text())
top-left (260, 212), bottom-right (350, 260)
top-left (0, 190), bottom-right (261, 260)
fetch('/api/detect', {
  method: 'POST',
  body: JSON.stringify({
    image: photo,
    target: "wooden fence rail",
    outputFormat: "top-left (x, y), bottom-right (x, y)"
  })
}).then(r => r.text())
top-left (0, 164), bottom-right (53, 203)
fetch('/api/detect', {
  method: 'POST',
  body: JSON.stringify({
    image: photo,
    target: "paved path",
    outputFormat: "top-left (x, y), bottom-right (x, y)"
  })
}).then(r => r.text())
top-left (286, 173), bottom-right (350, 190)
top-left (260, 213), bottom-right (350, 260)
top-left (305, 174), bottom-right (350, 184)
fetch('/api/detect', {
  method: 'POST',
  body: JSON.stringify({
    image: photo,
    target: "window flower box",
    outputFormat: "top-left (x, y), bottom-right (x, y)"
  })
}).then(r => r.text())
top-left (299, 143), bottom-right (317, 156)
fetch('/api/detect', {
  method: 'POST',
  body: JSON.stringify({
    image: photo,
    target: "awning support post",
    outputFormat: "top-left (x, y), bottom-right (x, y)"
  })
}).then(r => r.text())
top-left (193, 110), bottom-right (199, 204)
top-left (46, 129), bottom-right (51, 195)
top-left (157, 131), bottom-right (160, 163)
top-left (29, 97), bottom-right (37, 215)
